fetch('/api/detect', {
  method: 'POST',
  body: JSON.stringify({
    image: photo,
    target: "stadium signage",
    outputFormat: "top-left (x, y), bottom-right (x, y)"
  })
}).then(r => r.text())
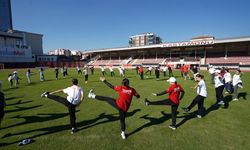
top-left (0, 47), bottom-right (30, 57)
top-left (161, 40), bottom-right (214, 47)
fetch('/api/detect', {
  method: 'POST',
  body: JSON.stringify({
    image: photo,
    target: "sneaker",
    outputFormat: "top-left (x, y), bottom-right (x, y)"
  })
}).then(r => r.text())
top-left (121, 132), bottom-right (126, 139)
top-left (88, 89), bottom-right (95, 99)
top-left (71, 128), bottom-right (78, 134)
top-left (144, 98), bottom-right (149, 106)
top-left (232, 98), bottom-right (239, 101)
top-left (218, 101), bottom-right (225, 105)
top-left (168, 125), bottom-right (176, 130)
top-left (181, 107), bottom-right (189, 112)
top-left (18, 138), bottom-right (32, 146)
top-left (197, 115), bottom-right (202, 118)
top-left (238, 84), bottom-right (243, 89)
top-left (41, 92), bottom-right (49, 98)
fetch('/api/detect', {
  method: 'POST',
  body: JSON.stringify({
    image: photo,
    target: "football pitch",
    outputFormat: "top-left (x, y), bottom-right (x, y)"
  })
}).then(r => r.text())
top-left (0, 68), bottom-right (249, 149)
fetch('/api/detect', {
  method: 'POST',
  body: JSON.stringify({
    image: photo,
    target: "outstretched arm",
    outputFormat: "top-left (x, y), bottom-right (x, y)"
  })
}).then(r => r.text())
top-left (80, 90), bottom-right (84, 102)
top-left (191, 83), bottom-right (199, 89)
top-left (100, 77), bottom-right (114, 89)
top-left (152, 90), bottom-right (167, 96)
top-left (50, 89), bottom-right (63, 95)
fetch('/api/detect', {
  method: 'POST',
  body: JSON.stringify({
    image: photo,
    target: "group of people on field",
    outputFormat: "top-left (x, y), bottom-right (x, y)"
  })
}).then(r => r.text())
top-left (137, 64), bottom-right (174, 80)
top-left (1, 64), bottom-right (244, 140)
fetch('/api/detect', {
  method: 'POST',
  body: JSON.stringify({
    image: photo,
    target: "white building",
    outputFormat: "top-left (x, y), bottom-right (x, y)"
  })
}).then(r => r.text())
top-left (48, 48), bottom-right (71, 56)
top-left (129, 33), bottom-right (162, 47)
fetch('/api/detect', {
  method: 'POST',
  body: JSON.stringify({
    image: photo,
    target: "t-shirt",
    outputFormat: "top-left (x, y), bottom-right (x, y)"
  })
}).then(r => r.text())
top-left (183, 66), bottom-right (188, 73)
top-left (101, 67), bottom-right (105, 72)
top-left (138, 67), bottom-right (143, 73)
top-left (84, 68), bottom-right (88, 75)
top-left (214, 75), bottom-right (224, 88)
top-left (163, 67), bottom-right (167, 72)
top-left (8, 76), bottom-right (12, 82)
top-left (223, 72), bottom-right (232, 83)
top-left (115, 86), bottom-right (139, 112)
top-left (197, 80), bottom-right (207, 97)
top-left (209, 68), bottom-right (215, 74)
top-left (232, 74), bottom-right (242, 86)
top-left (63, 85), bottom-right (84, 105)
top-left (109, 67), bottom-right (113, 72)
top-left (166, 84), bottom-right (184, 104)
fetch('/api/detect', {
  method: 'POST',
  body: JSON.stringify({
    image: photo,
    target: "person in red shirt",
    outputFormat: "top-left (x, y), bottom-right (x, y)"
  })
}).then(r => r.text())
top-left (145, 77), bottom-right (185, 130)
top-left (88, 77), bottom-right (140, 139)
top-left (183, 65), bottom-right (190, 80)
top-left (138, 65), bottom-right (144, 80)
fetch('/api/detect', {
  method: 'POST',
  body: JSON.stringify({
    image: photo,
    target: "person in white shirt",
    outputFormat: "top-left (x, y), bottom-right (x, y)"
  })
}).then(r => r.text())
top-left (208, 65), bottom-right (215, 84)
top-left (121, 65), bottom-right (126, 76)
top-left (13, 71), bottom-right (20, 87)
top-left (26, 69), bottom-right (35, 84)
top-left (232, 69), bottom-right (243, 101)
top-left (41, 78), bottom-right (84, 134)
top-left (101, 66), bottom-right (106, 76)
top-left (145, 65), bottom-right (153, 76)
top-left (8, 74), bottom-right (13, 88)
top-left (109, 66), bottom-right (115, 77)
top-left (182, 74), bottom-right (207, 118)
top-left (39, 68), bottom-right (45, 81)
top-left (214, 69), bottom-right (225, 106)
top-left (84, 66), bottom-right (89, 84)
top-left (118, 66), bottom-right (124, 77)
top-left (76, 66), bottom-right (82, 75)
top-left (223, 68), bottom-right (232, 93)
top-left (162, 65), bottom-right (167, 77)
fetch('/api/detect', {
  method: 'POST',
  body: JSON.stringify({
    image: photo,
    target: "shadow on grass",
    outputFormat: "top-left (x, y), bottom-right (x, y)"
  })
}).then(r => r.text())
top-left (223, 95), bottom-right (233, 108)
top-left (5, 105), bottom-right (42, 113)
top-left (176, 111), bottom-right (198, 128)
top-left (5, 96), bottom-right (23, 101)
top-left (6, 100), bottom-right (33, 106)
top-left (203, 104), bottom-right (220, 117)
top-left (127, 111), bottom-right (171, 137)
top-left (238, 92), bottom-right (247, 100)
top-left (1, 112), bottom-right (71, 130)
top-left (78, 109), bottom-right (141, 131)
top-left (0, 109), bottom-right (141, 147)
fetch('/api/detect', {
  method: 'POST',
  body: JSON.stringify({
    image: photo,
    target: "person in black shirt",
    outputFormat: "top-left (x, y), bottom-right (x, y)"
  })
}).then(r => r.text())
top-left (55, 67), bottom-right (59, 80)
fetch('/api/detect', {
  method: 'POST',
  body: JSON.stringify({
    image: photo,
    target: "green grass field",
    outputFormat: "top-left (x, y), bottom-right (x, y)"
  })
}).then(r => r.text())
top-left (0, 68), bottom-right (249, 149)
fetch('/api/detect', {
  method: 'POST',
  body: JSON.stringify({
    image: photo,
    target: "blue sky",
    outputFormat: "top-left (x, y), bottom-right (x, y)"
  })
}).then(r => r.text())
top-left (11, 0), bottom-right (250, 53)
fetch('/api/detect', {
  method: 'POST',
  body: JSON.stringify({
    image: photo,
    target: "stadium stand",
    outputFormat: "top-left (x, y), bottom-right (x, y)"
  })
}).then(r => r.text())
top-left (206, 56), bottom-right (250, 65)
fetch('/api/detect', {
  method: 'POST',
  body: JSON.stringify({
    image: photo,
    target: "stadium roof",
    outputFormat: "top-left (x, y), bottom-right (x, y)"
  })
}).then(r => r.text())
top-left (82, 36), bottom-right (250, 54)
top-left (214, 36), bottom-right (250, 44)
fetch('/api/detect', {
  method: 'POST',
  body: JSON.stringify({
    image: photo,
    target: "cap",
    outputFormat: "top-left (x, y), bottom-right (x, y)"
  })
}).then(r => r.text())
top-left (167, 77), bottom-right (176, 83)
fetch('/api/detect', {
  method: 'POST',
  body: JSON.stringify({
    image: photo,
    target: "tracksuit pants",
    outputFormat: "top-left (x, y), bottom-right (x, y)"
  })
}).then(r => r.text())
top-left (147, 99), bottom-right (178, 126)
top-left (47, 94), bottom-right (76, 128)
top-left (187, 95), bottom-right (206, 116)
top-left (94, 95), bottom-right (126, 132)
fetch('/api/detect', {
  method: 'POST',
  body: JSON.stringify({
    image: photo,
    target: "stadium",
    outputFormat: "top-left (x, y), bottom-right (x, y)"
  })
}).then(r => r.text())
top-left (82, 35), bottom-right (250, 71)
